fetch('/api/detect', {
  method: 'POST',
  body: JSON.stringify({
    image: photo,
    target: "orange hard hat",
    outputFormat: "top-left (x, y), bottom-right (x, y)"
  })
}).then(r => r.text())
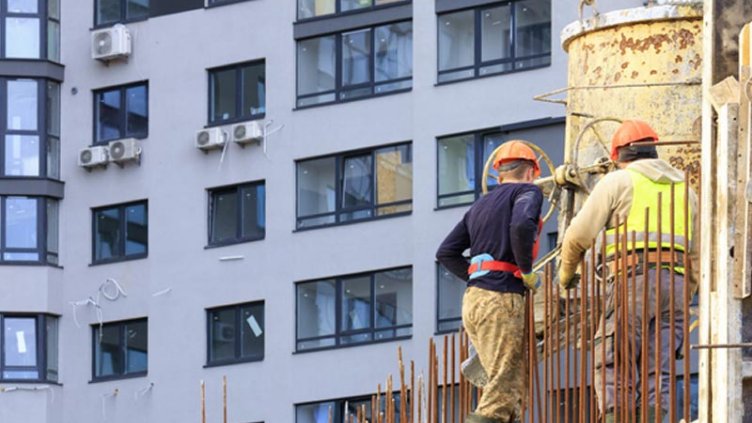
top-left (610, 120), bottom-right (659, 161)
top-left (492, 140), bottom-right (541, 178)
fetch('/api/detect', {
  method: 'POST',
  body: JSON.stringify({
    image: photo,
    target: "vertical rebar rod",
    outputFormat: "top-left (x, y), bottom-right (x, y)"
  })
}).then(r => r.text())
top-left (630, 231), bottom-right (638, 423)
top-left (555, 279), bottom-right (561, 423)
top-left (544, 264), bottom-right (551, 423)
top-left (399, 347), bottom-right (407, 423)
top-left (573, 277), bottom-right (580, 423)
top-left (669, 184), bottom-right (677, 423)
top-left (372, 395), bottom-right (377, 423)
top-left (590, 244), bottom-right (598, 423)
top-left (411, 360), bottom-right (416, 423)
top-left (601, 230), bottom-right (607, 422)
top-left (435, 349), bottom-right (439, 423)
top-left (565, 287), bottom-right (571, 423)
top-left (378, 384), bottom-right (383, 423)
top-left (527, 293), bottom-right (534, 423)
top-left (201, 380), bottom-right (206, 423)
top-left (459, 331), bottom-right (464, 423)
top-left (580, 261), bottom-right (588, 423)
top-left (682, 172), bottom-right (691, 422)
top-left (614, 215), bottom-right (622, 423)
top-left (451, 334), bottom-right (456, 423)
top-left (641, 208), bottom-right (650, 423)
top-left (418, 378), bottom-right (423, 423)
top-left (443, 336), bottom-right (448, 423)
top-left (223, 375), bottom-right (228, 423)
top-left (621, 218), bottom-right (630, 423)
top-left (655, 193), bottom-right (663, 423)
top-left (532, 293), bottom-right (544, 421)
top-left (428, 341), bottom-right (433, 423)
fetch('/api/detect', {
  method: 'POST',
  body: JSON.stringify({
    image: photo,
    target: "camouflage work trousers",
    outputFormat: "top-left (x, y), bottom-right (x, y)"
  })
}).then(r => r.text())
top-left (462, 286), bottom-right (526, 421)
top-left (594, 268), bottom-right (685, 415)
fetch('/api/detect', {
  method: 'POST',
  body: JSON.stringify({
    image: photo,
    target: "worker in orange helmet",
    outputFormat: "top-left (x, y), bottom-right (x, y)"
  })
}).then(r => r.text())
top-left (558, 120), bottom-right (700, 422)
top-left (437, 140), bottom-right (544, 423)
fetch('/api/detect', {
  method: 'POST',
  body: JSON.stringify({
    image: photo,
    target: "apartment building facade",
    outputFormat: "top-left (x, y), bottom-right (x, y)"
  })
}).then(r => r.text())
top-left (0, 0), bottom-right (641, 421)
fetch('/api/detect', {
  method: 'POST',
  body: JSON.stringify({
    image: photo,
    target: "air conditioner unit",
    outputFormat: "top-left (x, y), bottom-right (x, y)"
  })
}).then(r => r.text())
top-left (196, 127), bottom-right (227, 152)
top-left (78, 146), bottom-right (109, 169)
top-left (91, 24), bottom-right (132, 61)
top-left (233, 121), bottom-right (264, 147)
top-left (108, 138), bottom-right (141, 165)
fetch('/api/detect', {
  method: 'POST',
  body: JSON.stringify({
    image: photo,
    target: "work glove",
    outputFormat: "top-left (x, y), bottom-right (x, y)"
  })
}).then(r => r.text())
top-left (558, 266), bottom-right (580, 290)
top-left (520, 272), bottom-right (539, 294)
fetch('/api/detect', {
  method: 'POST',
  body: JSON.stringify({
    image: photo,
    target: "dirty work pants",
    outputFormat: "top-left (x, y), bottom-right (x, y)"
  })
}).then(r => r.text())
top-left (462, 286), bottom-right (526, 421)
top-left (594, 268), bottom-right (685, 415)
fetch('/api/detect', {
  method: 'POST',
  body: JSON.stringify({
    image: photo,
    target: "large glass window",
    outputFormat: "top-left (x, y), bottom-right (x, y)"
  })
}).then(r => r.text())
top-left (208, 181), bottom-right (265, 246)
top-left (436, 121), bottom-right (563, 208)
top-left (297, 22), bottom-right (412, 107)
top-left (93, 201), bottom-right (148, 264)
top-left (1, 0), bottom-right (59, 60)
top-left (0, 196), bottom-right (58, 264)
top-left (296, 393), bottom-right (403, 423)
top-left (1, 314), bottom-right (58, 381)
top-left (94, 82), bottom-right (148, 144)
top-left (95, 0), bottom-right (149, 26)
top-left (437, 264), bottom-right (465, 333)
top-left (93, 319), bottom-right (148, 380)
top-left (208, 61), bottom-right (266, 125)
top-left (207, 301), bottom-right (264, 366)
top-left (298, 0), bottom-right (406, 20)
top-left (437, 0), bottom-right (551, 83)
top-left (296, 143), bottom-right (412, 229)
top-left (295, 267), bottom-right (412, 352)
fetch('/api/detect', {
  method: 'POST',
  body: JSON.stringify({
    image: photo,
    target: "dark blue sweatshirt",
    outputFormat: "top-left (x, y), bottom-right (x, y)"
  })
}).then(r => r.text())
top-left (436, 183), bottom-right (543, 294)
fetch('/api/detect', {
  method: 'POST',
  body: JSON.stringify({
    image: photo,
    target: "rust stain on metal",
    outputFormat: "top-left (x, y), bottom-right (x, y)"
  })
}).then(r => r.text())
top-left (615, 72), bottom-right (622, 82)
top-left (631, 71), bottom-right (640, 79)
top-left (619, 33), bottom-right (671, 55)
top-left (675, 55), bottom-right (684, 63)
top-left (651, 70), bottom-right (658, 75)
top-left (621, 62), bottom-right (630, 69)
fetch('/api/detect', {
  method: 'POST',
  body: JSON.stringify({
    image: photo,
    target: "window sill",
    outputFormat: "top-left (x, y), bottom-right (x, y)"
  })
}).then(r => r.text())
top-left (91, 134), bottom-right (148, 147)
top-left (203, 114), bottom-right (266, 129)
top-left (435, 63), bottom-right (551, 87)
top-left (89, 372), bottom-right (147, 384)
top-left (0, 261), bottom-right (62, 268)
top-left (91, 17), bottom-right (149, 31)
top-left (294, 210), bottom-right (411, 233)
top-left (0, 379), bottom-right (62, 386)
top-left (294, 87), bottom-right (411, 111)
top-left (434, 202), bottom-right (473, 212)
top-left (294, 0), bottom-right (411, 23)
top-left (90, 254), bottom-right (148, 267)
top-left (293, 335), bottom-right (412, 355)
top-left (205, 0), bottom-right (258, 9)
top-left (204, 236), bottom-right (265, 249)
top-left (203, 356), bottom-right (263, 368)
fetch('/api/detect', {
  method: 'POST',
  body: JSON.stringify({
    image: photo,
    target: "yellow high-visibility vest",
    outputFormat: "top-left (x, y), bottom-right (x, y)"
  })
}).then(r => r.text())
top-left (604, 168), bottom-right (692, 273)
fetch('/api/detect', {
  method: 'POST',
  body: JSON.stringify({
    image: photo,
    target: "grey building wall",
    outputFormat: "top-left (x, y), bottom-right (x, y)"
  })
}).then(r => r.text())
top-left (0, 0), bottom-right (645, 422)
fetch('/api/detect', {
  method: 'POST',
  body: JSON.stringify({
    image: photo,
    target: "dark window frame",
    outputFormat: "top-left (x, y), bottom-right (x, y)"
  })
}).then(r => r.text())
top-left (295, 141), bottom-right (413, 230)
top-left (0, 0), bottom-right (55, 60)
top-left (205, 0), bottom-right (256, 9)
top-left (296, 392), bottom-right (403, 423)
top-left (92, 81), bottom-right (149, 145)
top-left (205, 300), bottom-right (265, 367)
top-left (91, 317), bottom-right (148, 382)
top-left (0, 313), bottom-right (58, 383)
top-left (294, 266), bottom-right (413, 353)
top-left (206, 60), bottom-right (266, 127)
top-left (1, 78), bottom-right (61, 180)
top-left (435, 117), bottom-right (564, 209)
top-left (296, 0), bottom-right (411, 22)
top-left (0, 195), bottom-right (58, 266)
top-left (91, 199), bottom-right (148, 265)
top-left (93, 0), bottom-right (150, 28)
top-left (207, 180), bottom-right (265, 248)
top-left (436, 0), bottom-right (551, 84)
top-left (435, 263), bottom-right (465, 334)
top-left (295, 21), bottom-right (413, 109)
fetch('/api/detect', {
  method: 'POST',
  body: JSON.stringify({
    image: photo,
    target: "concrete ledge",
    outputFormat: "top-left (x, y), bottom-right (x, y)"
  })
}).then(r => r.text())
top-left (0, 60), bottom-right (65, 82)
top-left (294, 4), bottom-right (411, 39)
top-left (0, 179), bottom-right (65, 199)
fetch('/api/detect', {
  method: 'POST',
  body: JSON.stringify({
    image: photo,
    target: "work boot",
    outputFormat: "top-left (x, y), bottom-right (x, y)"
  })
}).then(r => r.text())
top-left (465, 412), bottom-right (502, 423)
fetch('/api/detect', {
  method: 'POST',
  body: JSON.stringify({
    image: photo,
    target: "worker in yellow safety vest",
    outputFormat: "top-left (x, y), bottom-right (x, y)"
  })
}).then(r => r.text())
top-left (558, 120), bottom-right (700, 423)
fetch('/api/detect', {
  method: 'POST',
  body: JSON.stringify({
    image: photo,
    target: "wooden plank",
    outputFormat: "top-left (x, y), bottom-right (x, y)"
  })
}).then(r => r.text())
top-left (711, 103), bottom-right (744, 422)
top-left (734, 23), bottom-right (752, 299)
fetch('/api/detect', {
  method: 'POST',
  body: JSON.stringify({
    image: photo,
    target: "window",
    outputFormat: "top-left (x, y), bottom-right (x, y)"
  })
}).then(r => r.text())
top-left (94, 82), bottom-right (148, 144)
top-left (0, 196), bottom-right (59, 264)
top-left (296, 393), bottom-right (402, 423)
top-left (93, 318), bottom-right (147, 381)
top-left (437, 0), bottom-right (551, 83)
top-left (2, 0), bottom-right (59, 60)
top-left (296, 267), bottom-right (412, 351)
top-left (437, 264), bottom-right (465, 333)
top-left (2, 79), bottom-right (61, 179)
top-left (1, 314), bottom-right (58, 382)
top-left (92, 201), bottom-right (147, 264)
top-left (436, 120), bottom-right (563, 208)
top-left (95, 0), bottom-right (148, 26)
top-left (208, 61), bottom-right (265, 125)
top-left (296, 143), bottom-right (412, 229)
top-left (208, 181), bottom-right (265, 246)
top-left (297, 21), bottom-right (412, 107)
top-left (298, 0), bottom-right (407, 19)
top-left (206, 301), bottom-right (264, 366)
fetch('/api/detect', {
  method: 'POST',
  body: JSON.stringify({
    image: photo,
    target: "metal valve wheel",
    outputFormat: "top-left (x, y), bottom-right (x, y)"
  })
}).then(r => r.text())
top-left (481, 140), bottom-right (559, 224)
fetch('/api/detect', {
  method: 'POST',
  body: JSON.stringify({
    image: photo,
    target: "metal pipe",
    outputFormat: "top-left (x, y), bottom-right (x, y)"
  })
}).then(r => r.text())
top-left (691, 343), bottom-right (752, 349)
top-left (655, 193), bottom-right (663, 423)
